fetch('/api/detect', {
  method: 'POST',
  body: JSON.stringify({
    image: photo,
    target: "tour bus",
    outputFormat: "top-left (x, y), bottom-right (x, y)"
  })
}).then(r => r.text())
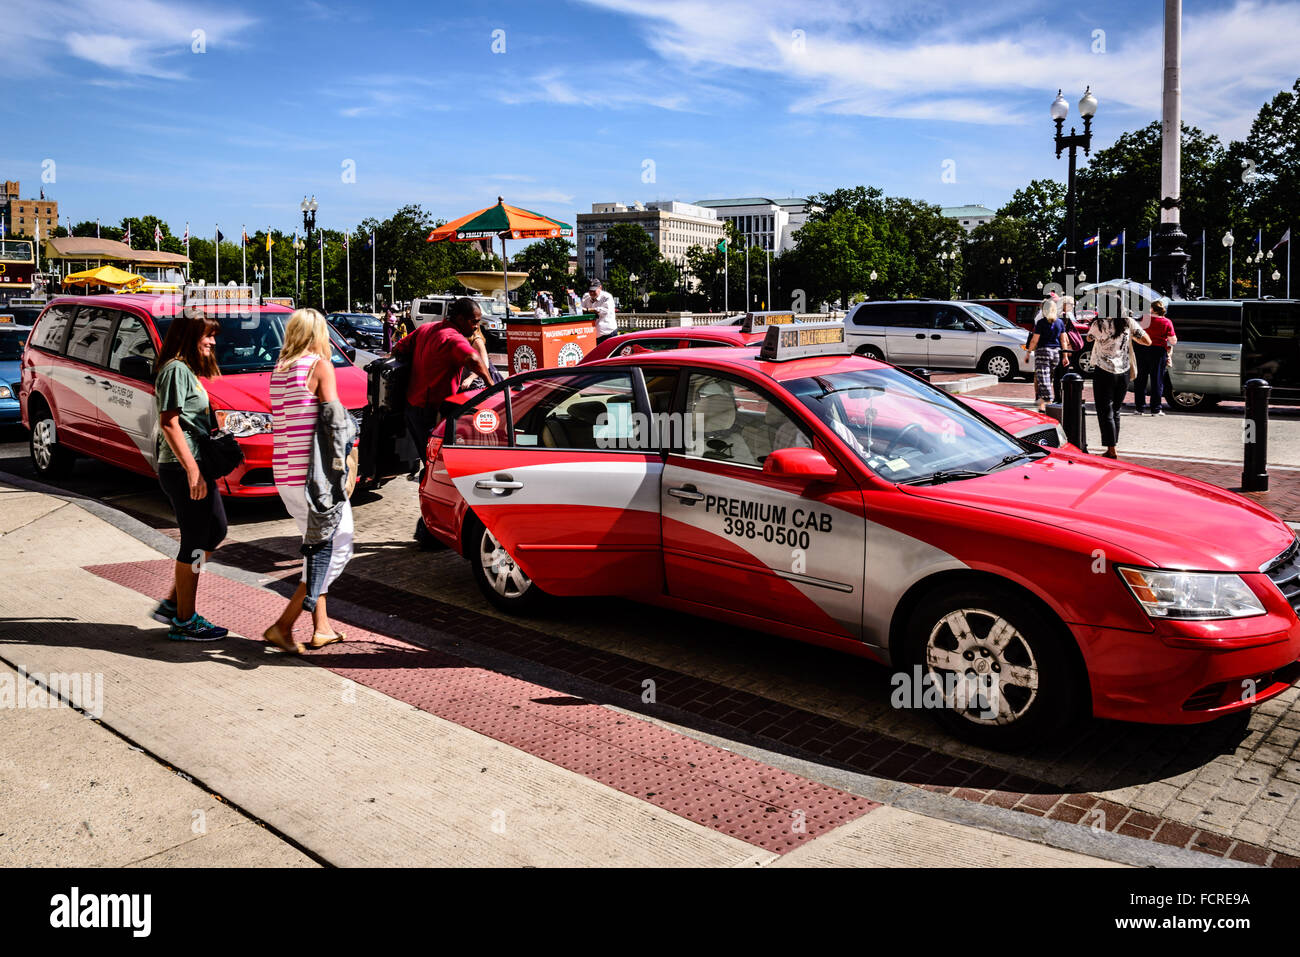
top-left (0, 238), bottom-right (36, 302)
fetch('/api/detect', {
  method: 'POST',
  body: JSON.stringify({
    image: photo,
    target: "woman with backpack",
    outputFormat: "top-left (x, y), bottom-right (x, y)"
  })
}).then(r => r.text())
top-left (1087, 305), bottom-right (1153, 459)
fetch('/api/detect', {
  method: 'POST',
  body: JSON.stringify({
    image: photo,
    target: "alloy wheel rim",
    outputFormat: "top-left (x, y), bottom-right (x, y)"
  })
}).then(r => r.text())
top-left (480, 529), bottom-right (532, 599)
top-left (924, 608), bottom-right (1039, 726)
top-left (32, 420), bottom-right (53, 470)
top-left (988, 355), bottom-right (1012, 378)
top-left (1173, 392), bottom-right (1203, 408)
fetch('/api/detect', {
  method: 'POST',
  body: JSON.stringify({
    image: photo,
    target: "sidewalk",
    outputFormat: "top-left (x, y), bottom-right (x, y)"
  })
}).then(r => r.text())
top-left (0, 480), bottom-right (1132, 868)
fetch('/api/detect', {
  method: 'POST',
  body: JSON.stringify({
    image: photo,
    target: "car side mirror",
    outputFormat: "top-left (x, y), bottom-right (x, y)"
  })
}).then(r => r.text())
top-left (763, 447), bottom-right (837, 481)
top-left (118, 354), bottom-right (154, 382)
top-left (964, 320), bottom-right (982, 332)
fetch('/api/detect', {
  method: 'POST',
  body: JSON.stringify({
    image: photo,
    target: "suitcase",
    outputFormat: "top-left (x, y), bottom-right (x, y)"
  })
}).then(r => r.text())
top-left (358, 356), bottom-right (416, 482)
top-left (366, 354), bottom-right (410, 414)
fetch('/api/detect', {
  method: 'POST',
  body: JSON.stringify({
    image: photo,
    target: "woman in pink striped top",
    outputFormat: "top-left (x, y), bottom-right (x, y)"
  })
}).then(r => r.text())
top-left (263, 308), bottom-right (353, 654)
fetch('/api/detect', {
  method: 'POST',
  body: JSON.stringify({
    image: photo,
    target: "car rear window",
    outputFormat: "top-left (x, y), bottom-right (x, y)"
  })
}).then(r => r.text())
top-left (29, 304), bottom-right (77, 353)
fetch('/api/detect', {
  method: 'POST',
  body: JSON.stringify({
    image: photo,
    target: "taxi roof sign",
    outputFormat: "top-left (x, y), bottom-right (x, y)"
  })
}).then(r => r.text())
top-left (759, 320), bottom-right (848, 362)
top-left (741, 310), bottom-right (797, 334)
top-left (182, 283), bottom-right (259, 305)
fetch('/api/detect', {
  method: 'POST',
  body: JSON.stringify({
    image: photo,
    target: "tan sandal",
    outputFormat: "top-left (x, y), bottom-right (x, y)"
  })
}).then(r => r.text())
top-left (308, 631), bottom-right (345, 649)
top-left (263, 625), bottom-right (303, 654)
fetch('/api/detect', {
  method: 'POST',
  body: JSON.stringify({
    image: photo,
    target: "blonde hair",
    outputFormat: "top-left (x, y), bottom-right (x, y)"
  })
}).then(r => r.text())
top-left (1041, 299), bottom-right (1060, 321)
top-left (277, 308), bottom-right (332, 371)
top-left (1061, 296), bottom-right (1075, 310)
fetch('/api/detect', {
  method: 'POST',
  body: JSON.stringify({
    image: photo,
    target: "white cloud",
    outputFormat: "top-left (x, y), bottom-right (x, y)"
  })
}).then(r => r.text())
top-left (577, 0), bottom-right (1300, 138)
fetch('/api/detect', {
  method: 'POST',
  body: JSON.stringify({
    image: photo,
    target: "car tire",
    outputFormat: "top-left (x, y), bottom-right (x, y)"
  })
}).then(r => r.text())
top-left (979, 349), bottom-right (1018, 382)
top-left (28, 404), bottom-right (75, 479)
top-left (902, 586), bottom-right (1081, 750)
top-left (855, 344), bottom-right (885, 360)
top-left (1075, 347), bottom-right (1095, 378)
top-left (414, 516), bottom-right (443, 551)
top-left (466, 514), bottom-right (544, 612)
top-left (1170, 391), bottom-right (1216, 413)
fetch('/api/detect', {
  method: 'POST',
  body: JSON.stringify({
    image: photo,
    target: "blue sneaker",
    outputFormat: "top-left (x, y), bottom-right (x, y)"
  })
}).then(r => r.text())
top-left (151, 598), bottom-right (177, 624)
top-left (168, 614), bottom-right (228, 641)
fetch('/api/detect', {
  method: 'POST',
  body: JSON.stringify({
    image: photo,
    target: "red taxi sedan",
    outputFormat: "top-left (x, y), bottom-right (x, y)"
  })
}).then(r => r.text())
top-left (19, 290), bottom-right (368, 497)
top-left (418, 321), bottom-right (1300, 748)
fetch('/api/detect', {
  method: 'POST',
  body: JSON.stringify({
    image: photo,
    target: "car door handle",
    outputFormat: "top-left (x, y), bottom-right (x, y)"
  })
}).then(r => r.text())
top-left (915, 333), bottom-right (926, 339)
top-left (475, 475), bottom-right (523, 495)
top-left (99, 378), bottom-right (112, 389)
top-left (667, 485), bottom-right (705, 504)
top-left (1220, 354), bottom-right (1235, 360)
top-left (930, 334), bottom-right (941, 340)
top-left (83, 375), bottom-right (97, 383)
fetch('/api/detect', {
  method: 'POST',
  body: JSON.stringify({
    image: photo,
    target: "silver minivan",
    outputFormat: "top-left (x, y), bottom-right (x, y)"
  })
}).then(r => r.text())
top-left (843, 300), bottom-right (1033, 381)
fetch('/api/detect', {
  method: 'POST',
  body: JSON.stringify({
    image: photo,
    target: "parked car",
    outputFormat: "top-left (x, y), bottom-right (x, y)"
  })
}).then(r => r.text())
top-left (19, 290), bottom-right (367, 496)
top-left (0, 322), bottom-right (32, 425)
top-left (410, 294), bottom-right (508, 350)
top-left (844, 300), bottom-right (1033, 381)
top-left (327, 312), bottom-right (385, 351)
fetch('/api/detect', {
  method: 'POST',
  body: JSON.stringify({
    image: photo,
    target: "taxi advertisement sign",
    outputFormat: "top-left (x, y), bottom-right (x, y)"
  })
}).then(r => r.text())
top-left (760, 321), bottom-right (847, 361)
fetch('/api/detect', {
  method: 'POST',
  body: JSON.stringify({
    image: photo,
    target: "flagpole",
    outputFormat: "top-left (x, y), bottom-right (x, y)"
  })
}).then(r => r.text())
top-left (370, 232), bottom-right (376, 312)
top-left (184, 222), bottom-right (190, 282)
top-left (346, 234), bottom-right (352, 312)
top-left (745, 244), bottom-right (750, 311)
top-left (1201, 228), bottom-right (1205, 294)
top-left (319, 233), bottom-right (325, 311)
top-left (241, 225), bottom-right (247, 285)
top-left (1257, 228), bottom-right (1263, 297)
top-left (268, 230), bottom-right (274, 297)
top-left (1147, 230), bottom-right (1152, 283)
top-left (1122, 229), bottom-right (1127, 280)
top-left (1096, 228), bottom-right (1101, 282)
top-left (724, 246), bottom-right (729, 315)
top-left (215, 225), bottom-right (220, 285)
top-left (766, 248), bottom-right (771, 310)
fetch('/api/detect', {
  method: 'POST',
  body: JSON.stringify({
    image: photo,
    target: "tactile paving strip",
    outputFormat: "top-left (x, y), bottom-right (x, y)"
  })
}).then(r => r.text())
top-left (87, 559), bottom-right (876, 854)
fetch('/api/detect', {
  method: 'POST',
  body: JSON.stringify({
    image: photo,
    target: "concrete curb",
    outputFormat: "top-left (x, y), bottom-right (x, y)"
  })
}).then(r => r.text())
top-left (0, 467), bottom-right (1257, 869)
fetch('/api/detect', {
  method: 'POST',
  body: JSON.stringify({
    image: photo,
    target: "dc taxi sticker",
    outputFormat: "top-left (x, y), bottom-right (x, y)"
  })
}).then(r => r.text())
top-left (512, 344), bottom-right (538, 374)
top-left (474, 409), bottom-right (499, 433)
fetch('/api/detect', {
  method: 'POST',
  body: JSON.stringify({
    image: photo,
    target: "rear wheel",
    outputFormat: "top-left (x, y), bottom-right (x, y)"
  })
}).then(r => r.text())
top-left (467, 515), bottom-right (543, 612)
top-left (904, 587), bottom-right (1081, 750)
top-left (979, 349), bottom-right (1018, 382)
top-left (855, 344), bottom-right (885, 361)
top-left (1170, 391), bottom-right (1217, 412)
top-left (1075, 347), bottom-right (1096, 377)
top-left (29, 405), bottom-right (75, 479)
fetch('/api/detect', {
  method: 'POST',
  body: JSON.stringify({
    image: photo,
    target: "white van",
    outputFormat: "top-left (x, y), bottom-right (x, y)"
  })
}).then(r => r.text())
top-left (409, 295), bottom-right (508, 349)
top-left (844, 299), bottom-right (1032, 381)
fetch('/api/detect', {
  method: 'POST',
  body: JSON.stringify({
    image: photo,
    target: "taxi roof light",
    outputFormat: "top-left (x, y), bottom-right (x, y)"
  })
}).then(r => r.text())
top-left (758, 320), bottom-right (849, 362)
top-left (741, 311), bottom-right (797, 334)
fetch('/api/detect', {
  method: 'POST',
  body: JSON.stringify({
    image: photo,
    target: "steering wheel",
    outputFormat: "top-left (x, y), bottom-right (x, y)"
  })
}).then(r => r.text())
top-left (884, 422), bottom-right (931, 457)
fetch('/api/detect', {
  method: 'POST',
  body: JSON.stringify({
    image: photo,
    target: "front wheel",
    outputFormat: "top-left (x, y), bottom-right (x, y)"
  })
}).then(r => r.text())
top-left (979, 349), bottom-right (1018, 382)
top-left (467, 516), bottom-right (543, 612)
top-left (855, 344), bottom-right (885, 361)
top-left (903, 587), bottom-right (1081, 750)
top-left (29, 406), bottom-right (75, 479)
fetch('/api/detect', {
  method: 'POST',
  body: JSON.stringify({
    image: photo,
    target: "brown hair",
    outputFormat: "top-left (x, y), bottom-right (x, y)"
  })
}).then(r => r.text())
top-left (158, 311), bottom-right (221, 378)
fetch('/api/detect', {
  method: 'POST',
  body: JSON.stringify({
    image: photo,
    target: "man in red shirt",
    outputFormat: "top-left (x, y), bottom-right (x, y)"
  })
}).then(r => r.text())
top-left (393, 297), bottom-right (495, 476)
top-left (1133, 299), bottom-right (1177, 415)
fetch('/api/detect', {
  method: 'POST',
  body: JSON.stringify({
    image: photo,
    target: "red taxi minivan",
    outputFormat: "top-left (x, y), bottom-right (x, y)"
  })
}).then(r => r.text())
top-left (19, 290), bottom-right (367, 496)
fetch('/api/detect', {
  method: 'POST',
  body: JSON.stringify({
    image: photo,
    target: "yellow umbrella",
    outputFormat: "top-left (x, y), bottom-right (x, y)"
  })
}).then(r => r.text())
top-left (61, 265), bottom-right (146, 289)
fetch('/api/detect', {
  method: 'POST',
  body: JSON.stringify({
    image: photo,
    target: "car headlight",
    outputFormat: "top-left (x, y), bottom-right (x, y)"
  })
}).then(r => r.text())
top-left (215, 409), bottom-right (273, 437)
top-left (0, 385), bottom-right (11, 399)
top-left (1118, 566), bottom-right (1266, 620)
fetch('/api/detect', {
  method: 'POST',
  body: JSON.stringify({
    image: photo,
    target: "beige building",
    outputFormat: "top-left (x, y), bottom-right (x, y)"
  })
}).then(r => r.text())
top-left (3, 180), bottom-right (58, 239)
top-left (577, 201), bottom-right (725, 280)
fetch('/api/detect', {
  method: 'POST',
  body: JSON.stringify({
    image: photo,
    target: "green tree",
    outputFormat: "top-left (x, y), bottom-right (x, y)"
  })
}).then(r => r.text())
top-left (598, 223), bottom-right (661, 278)
top-left (511, 236), bottom-right (574, 307)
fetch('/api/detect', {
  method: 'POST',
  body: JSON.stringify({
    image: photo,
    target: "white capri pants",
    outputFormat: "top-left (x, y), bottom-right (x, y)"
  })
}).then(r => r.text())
top-left (278, 483), bottom-right (354, 611)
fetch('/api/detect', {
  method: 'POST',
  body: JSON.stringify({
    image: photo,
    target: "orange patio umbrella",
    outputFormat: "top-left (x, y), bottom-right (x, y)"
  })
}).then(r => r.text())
top-left (427, 197), bottom-right (573, 307)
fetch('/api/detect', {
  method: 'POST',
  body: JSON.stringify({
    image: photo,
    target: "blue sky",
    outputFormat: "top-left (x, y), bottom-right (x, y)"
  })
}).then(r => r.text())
top-left (4, 0), bottom-right (1298, 241)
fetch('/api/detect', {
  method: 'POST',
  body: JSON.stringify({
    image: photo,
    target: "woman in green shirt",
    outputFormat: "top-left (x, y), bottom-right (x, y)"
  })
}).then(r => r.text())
top-left (151, 312), bottom-right (230, 642)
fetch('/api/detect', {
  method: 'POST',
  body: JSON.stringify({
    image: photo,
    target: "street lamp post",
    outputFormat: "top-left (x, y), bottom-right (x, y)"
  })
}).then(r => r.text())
top-left (386, 267), bottom-right (397, 307)
top-left (868, 269), bottom-right (878, 300)
top-left (999, 256), bottom-right (1015, 298)
top-left (937, 250), bottom-right (954, 298)
top-left (1052, 87), bottom-right (1097, 291)
top-left (252, 263), bottom-right (264, 293)
top-left (1222, 231), bottom-right (1234, 298)
top-left (300, 195), bottom-right (319, 310)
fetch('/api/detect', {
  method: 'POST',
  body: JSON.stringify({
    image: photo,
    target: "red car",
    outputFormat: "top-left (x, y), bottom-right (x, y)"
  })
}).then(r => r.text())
top-left (19, 290), bottom-right (368, 497)
top-left (582, 321), bottom-right (1067, 448)
top-left (417, 322), bottom-right (1300, 748)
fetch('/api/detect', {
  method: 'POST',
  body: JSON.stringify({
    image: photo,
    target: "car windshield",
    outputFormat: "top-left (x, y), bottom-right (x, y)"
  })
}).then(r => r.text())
top-left (787, 368), bottom-right (1036, 484)
top-left (336, 313), bottom-right (381, 330)
top-left (965, 303), bottom-right (1017, 328)
top-left (155, 309), bottom-right (349, 373)
top-left (0, 328), bottom-right (28, 360)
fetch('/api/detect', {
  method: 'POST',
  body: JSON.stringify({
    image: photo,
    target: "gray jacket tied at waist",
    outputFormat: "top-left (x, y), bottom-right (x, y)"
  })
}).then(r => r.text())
top-left (303, 400), bottom-right (358, 547)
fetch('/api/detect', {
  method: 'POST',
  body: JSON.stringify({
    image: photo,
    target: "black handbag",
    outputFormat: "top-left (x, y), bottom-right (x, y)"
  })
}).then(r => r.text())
top-left (195, 411), bottom-right (245, 481)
